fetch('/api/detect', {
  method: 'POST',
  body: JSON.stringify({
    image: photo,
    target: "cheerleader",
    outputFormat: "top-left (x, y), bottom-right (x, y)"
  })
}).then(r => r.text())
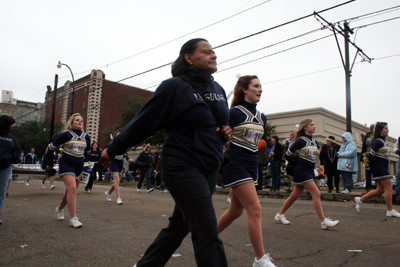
top-left (45, 113), bottom-right (90, 228)
top-left (275, 119), bottom-right (339, 229)
top-left (41, 148), bottom-right (57, 190)
top-left (217, 75), bottom-right (276, 267)
top-left (105, 132), bottom-right (123, 205)
top-left (355, 122), bottom-right (400, 217)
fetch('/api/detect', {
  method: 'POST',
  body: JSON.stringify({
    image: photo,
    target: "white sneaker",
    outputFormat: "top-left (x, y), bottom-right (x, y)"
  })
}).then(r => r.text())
top-left (341, 189), bottom-right (350, 194)
top-left (70, 217), bottom-right (83, 228)
top-left (137, 187), bottom-right (141, 192)
top-left (147, 188), bottom-right (154, 193)
top-left (253, 253), bottom-right (276, 267)
top-left (50, 185), bottom-right (55, 190)
top-left (87, 189), bottom-right (91, 194)
top-left (386, 209), bottom-right (400, 218)
top-left (275, 213), bottom-right (290, 225)
top-left (105, 191), bottom-right (111, 202)
top-left (321, 217), bottom-right (340, 229)
top-left (42, 183), bottom-right (45, 189)
top-left (354, 197), bottom-right (363, 213)
top-left (55, 206), bottom-right (64, 220)
top-left (227, 197), bottom-right (231, 204)
top-left (117, 198), bottom-right (122, 205)
top-left (26, 182), bottom-right (29, 186)
top-left (161, 189), bottom-right (168, 193)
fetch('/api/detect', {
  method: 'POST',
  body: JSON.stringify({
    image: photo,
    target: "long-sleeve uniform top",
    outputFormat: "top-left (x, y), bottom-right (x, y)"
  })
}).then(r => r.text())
top-left (45, 129), bottom-right (90, 172)
top-left (107, 68), bottom-right (229, 175)
top-left (368, 136), bottom-right (391, 181)
top-left (285, 134), bottom-right (319, 185)
top-left (222, 101), bottom-right (266, 188)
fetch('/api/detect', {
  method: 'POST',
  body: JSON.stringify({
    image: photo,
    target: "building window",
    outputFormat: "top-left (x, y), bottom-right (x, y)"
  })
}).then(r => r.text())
top-left (58, 110), bottom-right (60, 116)
top-left (83, 101), bottom-right (85, 108)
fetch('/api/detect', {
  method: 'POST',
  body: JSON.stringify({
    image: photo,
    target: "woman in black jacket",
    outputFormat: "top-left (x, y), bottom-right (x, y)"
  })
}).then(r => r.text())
top-left (0, 115), bottom-right (21, 225)
top-left (136, 144), bottom-right (154, 193)
top-left (319, 136), bottom-right (341, 193)
top-left (101, 38), bottom-right (231, 267)
top-left (269, 136), bottom-right (283, 192)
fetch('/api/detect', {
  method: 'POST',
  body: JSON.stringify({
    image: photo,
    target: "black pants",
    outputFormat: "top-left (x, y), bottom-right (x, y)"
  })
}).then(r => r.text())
top-left (97, 163), bottom-right (103, 181)
top-left (255, 163), bottom-right (264, 190)
top-left (325, 165), bottom-right (340, 191)
top-left (85, 163), bottom-right (98, 190)
top-left (136, 155), bottom-right (228, 267)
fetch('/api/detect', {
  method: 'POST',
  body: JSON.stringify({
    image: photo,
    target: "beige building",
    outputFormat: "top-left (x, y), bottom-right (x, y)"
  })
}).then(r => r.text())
top-left (265, 107), bottom-right (398, 181)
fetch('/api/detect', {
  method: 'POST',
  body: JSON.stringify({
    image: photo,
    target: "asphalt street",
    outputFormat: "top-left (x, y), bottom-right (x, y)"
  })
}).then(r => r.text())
top-left (1, 179), bottom-right (399, 267)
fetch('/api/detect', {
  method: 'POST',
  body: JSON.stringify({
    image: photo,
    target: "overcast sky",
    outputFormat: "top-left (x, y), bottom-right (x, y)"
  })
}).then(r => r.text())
top-left (1, 0), bottom-right (399, 140)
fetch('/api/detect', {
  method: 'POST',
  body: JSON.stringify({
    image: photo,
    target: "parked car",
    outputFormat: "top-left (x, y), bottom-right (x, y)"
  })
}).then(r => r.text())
top-left (353, 176), bottom-right (396, 189)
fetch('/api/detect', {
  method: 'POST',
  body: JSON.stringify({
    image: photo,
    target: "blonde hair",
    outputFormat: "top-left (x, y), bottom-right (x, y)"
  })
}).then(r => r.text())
top-left (65, 113), bottom-right (84, 131)
top-left (143, 144), bottom-right (152, 151)
top-left (294, 119), bottom-right (313, 140)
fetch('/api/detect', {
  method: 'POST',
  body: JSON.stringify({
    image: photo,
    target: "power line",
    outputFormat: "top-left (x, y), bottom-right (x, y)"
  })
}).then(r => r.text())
top-left (262, 53), bottom-right (400, 85)
top-left (67, 0), bottom-right (273, 79)
top-left (219, 27), bottom-right (324, 64)
top-left (217, 34), bottom-right (333, 73)
top-left (213, 0), bottom-right (355, 49)
top-left (342, 4), bottom-right (400, 23)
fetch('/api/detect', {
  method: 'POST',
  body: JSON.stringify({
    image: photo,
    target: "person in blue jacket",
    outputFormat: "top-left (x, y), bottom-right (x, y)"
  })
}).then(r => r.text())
top-left (0, 115), bottom-right (21, 225)
top-left (101, 38), bottom-right (232, 267)
top-left (355, 122), bottom-right (400, 217)
top-left (45, 113), bottom-right (90, 228)
top-left (337, 132), bottom-right (358, 194)
top-left (23, 147), bottom-right (37, 186)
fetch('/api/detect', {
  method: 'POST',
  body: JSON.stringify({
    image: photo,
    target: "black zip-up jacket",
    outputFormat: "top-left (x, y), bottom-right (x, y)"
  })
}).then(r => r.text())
top-left (107, 68), bottom-right (229, 174)
top-left (0, 132), bottom-right (21, 170)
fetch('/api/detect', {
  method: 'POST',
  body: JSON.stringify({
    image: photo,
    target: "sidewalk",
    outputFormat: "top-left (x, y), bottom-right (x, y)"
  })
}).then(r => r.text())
top-left (214, 187), bottom-right (400, 205)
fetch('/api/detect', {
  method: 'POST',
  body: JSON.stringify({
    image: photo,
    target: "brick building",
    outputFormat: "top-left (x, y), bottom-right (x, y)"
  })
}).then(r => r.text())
top-left (44, 70), bottom-right (153, 148)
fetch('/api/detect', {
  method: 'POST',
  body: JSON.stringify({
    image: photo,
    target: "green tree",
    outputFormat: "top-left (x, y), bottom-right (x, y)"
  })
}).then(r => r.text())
top-left (102, 95), bottom-right (167, 149)
top-left (13, 118), bottom-right (64, 159)
top-left (263, 119), bottom-right (276, 148)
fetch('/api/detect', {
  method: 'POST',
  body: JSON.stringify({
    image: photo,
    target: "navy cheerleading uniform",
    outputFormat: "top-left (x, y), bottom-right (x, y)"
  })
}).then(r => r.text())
top-left (285, 134), bottom-right (319, 185)
top-left (223, 101), bottom-right (266, 188)
top-left (46, 129), bottom-right (90, 179)
top-left (368, 137), bottom-right (391, 181)
top-left (111, 155), bottom-right (124, 174)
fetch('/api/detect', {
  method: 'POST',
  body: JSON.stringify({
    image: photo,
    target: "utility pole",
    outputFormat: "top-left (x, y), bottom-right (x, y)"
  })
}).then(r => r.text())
top-left (344, 22), bottom-right (352, 133)
top-left (313, 13), bottom-right (371, 134)
top-left (48, 74), bottom-right (58, 143)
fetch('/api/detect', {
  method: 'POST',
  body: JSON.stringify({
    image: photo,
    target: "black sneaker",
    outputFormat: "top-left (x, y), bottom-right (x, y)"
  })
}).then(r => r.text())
top-left (328, 190), bottom-right (332, 193)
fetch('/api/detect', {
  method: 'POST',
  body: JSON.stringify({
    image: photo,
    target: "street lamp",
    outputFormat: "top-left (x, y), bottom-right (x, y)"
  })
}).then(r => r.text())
top-left (57, 61), bottom-right (75, 116)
